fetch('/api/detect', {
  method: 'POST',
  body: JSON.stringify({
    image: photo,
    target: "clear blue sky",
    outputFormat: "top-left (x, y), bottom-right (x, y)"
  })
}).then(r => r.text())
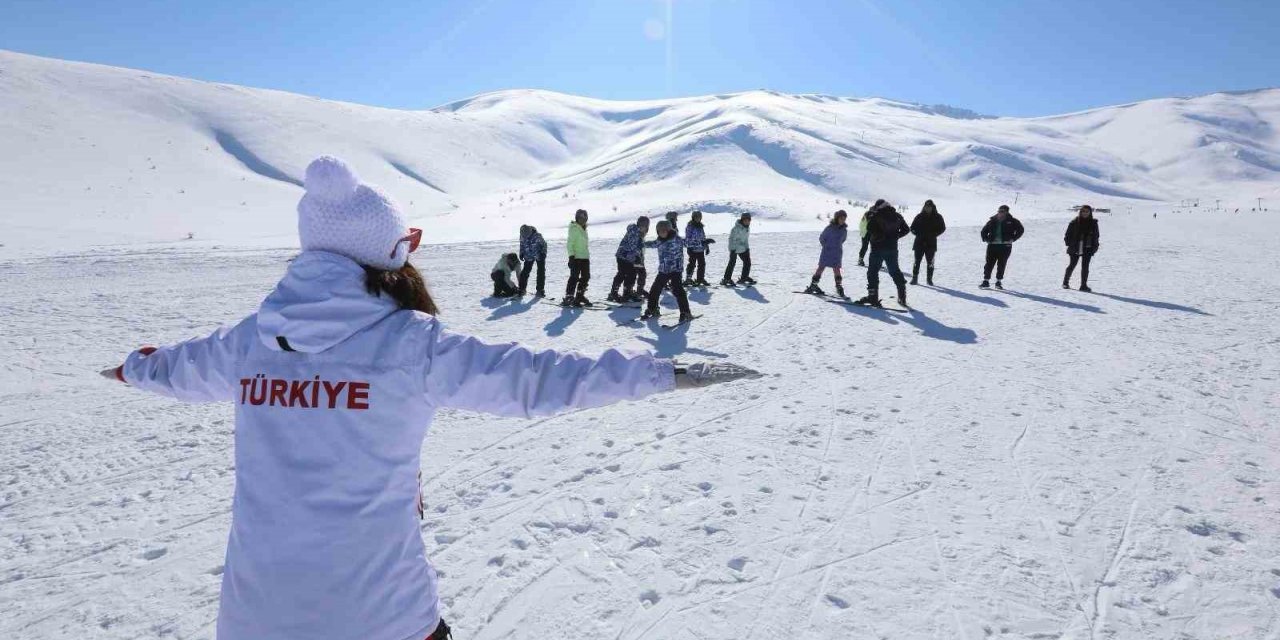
top-left (1, 0), bottom-right (1276, 116)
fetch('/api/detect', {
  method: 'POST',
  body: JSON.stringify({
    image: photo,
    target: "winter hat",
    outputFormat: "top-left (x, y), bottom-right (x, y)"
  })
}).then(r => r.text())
top-left (998, 204), bottom-right (1010, 213)
top-left (298, 156), bottom-right (411, 270)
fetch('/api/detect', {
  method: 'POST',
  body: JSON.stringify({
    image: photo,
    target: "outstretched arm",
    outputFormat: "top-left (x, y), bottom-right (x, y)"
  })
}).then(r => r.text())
top-left (424, 327), bottom-right (675, 418)
top-left (104, 316), bottom-right (255, 403)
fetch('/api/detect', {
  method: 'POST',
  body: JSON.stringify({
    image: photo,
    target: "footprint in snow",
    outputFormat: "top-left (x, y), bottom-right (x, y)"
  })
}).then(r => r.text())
top-left (727, 557), bottom-right (748, 571)
top-left (140, 547), bottom-right (167, 561)
top-left (824, 594), bottom-right (850, 609)
top-left (639, 590), bottom-right (661, 606)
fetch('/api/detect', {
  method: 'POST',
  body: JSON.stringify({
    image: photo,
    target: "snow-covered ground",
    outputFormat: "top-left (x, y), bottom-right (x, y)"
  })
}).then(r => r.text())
top-left (2, 209), bottom-right (1277, 639)
top-left (2, 49), bottom-right (1278, 259)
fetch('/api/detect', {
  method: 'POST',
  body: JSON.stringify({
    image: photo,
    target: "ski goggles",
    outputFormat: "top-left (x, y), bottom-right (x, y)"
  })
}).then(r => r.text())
top-left (391, 227), bottom-right (423, 258)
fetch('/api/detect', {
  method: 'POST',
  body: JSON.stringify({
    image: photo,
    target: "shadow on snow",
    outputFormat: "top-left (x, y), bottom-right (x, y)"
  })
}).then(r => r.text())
top-left (927, 285), bottom-right (1008, 308)
top-left (996, 289), bottom-right (1104, 314)
top-left (1088, 292), bottom-right (1212, 316)
top-left (833, 301), bottom-right (978, 345)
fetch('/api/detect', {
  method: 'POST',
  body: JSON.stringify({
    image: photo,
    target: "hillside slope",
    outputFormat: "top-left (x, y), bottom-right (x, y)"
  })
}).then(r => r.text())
top-left (2, 50), bottom-right (1277, 256)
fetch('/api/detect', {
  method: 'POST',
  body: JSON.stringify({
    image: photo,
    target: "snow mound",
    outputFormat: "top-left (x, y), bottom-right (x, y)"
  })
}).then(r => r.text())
top-left (2, 50), bottom-right (1277, 257)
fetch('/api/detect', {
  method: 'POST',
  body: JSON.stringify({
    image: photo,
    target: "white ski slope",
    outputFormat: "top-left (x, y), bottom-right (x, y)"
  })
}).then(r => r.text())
top-left (1, 209), bottom-right (1277, 639)
top-left (2, 49), bottom-right (1278, 258)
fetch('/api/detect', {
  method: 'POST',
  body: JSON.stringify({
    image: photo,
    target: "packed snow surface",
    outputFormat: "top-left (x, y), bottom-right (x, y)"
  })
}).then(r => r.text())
top-left (1, 49), bottom-right (1278, 258)
top-left (2, 210), bottom-right (1278, 639)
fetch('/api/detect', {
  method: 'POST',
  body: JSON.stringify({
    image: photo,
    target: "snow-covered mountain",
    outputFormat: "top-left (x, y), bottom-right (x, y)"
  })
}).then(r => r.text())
top-left (2, 49), bottom-right (1277, 256)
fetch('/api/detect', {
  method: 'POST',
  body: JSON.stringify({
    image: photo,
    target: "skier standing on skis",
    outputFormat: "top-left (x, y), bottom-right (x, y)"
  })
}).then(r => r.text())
top-left (721, 212), bottom-right (755, 286)
top-left (640, 220), bottom-right (694, 323)
top-left (1063, 204), bottom-right (1100, 291)
top-left (608, 216), bottom-right (649, 303)
top-left (661, 211), bottom-right (681, 292)
top-left (562, 209), bottom-right (592, 306)
top-left (856, 200), bottom-right (911, 307)
top-left (805, 210), bottom-right (848, 298)
top-left (683, 210), bottom-right (714, 286)
top-left (979, 204), bottom-right (1025, 289)
top-left (96, 156), bottom-right (759, 640)
top-left (490, 252), bottom-right (520, 298)
top-left (517, 224), bottom-right (547, 297)
top-left (909, 199), bottom-right (946, 285)
top-left (857, 209), bottom-right (872, 267)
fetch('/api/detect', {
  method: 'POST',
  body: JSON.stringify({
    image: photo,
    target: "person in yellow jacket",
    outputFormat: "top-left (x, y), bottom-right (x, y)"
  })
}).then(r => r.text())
top-left (562, 209), bottom-right (593, 307)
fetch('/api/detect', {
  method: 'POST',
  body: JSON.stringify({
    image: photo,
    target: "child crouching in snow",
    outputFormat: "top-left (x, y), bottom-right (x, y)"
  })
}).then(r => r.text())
top-left (98, 156), bottom-right (757, 640)
top-left (491, 252), bottom-right (519, 298)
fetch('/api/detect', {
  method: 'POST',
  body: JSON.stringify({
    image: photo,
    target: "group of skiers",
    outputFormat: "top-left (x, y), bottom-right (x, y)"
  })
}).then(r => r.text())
top-left (491, 199), bottom-right (1103, 316)
top-left (803, 199), bottom-right (1100, 305)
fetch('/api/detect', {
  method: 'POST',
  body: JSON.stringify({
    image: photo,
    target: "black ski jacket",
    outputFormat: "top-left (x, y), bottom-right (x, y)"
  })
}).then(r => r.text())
top-left (867, 205), bottom-right (911, 249)
top-left (980, 215), bottom-right (1024, 244)
top-left (1063, 217), bottom-right (1100, 256)
top-left (910, 210), bottom-right (947, 252)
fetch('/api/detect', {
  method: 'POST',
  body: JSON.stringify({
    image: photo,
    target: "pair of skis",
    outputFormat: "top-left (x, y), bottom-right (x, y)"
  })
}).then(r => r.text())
top-left (794, 290), bottom-right (910, 313)
top-left (617, 313), bottom-right (703, 330)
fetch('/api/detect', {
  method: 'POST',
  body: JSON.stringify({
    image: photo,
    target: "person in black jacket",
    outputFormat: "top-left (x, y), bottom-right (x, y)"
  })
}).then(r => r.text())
top-left (857, 200), bottom-right (911, 307)
top-left (1063, 205), bottom-right (1100, 291)
top-left (909, 199), bottom-right (946, 285)
top-left (979, 205), bottom-right (1025, 289)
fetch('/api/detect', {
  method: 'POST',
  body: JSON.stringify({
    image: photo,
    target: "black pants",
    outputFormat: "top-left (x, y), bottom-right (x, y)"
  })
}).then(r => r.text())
top-left (491, 271), bottom-right (517, 297)
top-left (1065, 253), bottom-right (1092, 286)
top-left (611, 257), bottom-right (637, 295)
top-left (867, 246), bottom-right (905, 296)
top-left (912, 248), bottom-right (936, 278)
top-left (635, 263), bottom-right (648, 293)
top-left (518, 258), bottom-right (544, 294)
top-left (685, 249), bottom-right (706, 281)
top-left (647, 272), bottom-right (691, 315)
top-left (858, 236), bottom-right (870, 262)
top-left (565, 258), bottom-right (590, 299)
top-left (983, 244), bottom-right (1012, 280)
top-left (426, 618), bottom-right (452, 640)
top-left (723, 250), bottom-right (751, 281)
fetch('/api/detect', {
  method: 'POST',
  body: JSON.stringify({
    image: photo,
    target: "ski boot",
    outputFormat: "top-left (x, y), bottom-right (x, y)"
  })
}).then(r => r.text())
top-left (1062, 281), bottom-right (1070, 290)
top-left (574, 295), bottom-right (592, 307)
top-left (979, 280), bottom-right (990, 289)
top-left (683, 277), bottom-right (696, 287)
top-left (677, 312), bottom-right (695, 324)
top-left (804, 282), bottom-right (825, 296)
top-left (738, 276), bottom-right (757, 286)
top-left (720, 278), bottom-right (736, 287)
top-left (897, 284), bottom-right (908, 307)
top-left (855, 294), bottom-right (882, 307)
top-left (926, 268), bottom-right (934, 286)
top-left (695, 278), bottom-right (710, 287)
top-left (857, 259), bottom-right (866, 267)
top-left (1079, 284), bottom-right (1092, 293)
top-left (639, 308), bottom-right (661, 320)
top-left (517, 288), bottom-right (527, 296)
top-left (560, 297), bottom-right (575, 307)
top-left (994, 281), bottom-right (1004, 290)
top-left (910, 276), bottom-right (918, 285)
top-left (607, 292), bottom-right (624, 303)
top-left (835, 284), bottom-right (847, 299)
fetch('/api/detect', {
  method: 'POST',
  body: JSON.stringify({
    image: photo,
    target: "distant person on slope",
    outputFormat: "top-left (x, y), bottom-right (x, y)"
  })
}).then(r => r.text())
top-left (609, 216), bottom-right (649, 303)
top-left (491, 252), bottom-right (520, 298)
top-left (96, 155), bottom-right (760, 640)
top-left (856, 200), bottom-right (911, 307)
top-left (641, 220), bottom-right (695, 323)
top-left (805, 209), bottom-right (849, 298)
top-left (517, 224), bottom-right (547, 297)
top-left (857, 209), bottom-right (872, 267)
top-left (562, 208), bottom-right (592, 307)
top-left (909, 199), bottom-right (947, 285)
top-left (720, 212), bottom-right (755, 287)
top-left (979, 204), bottom-right (1025, 289)
top-left (1063, 204), bottom-right (1100, 292)
top-left (683, 210), bottom-right (715, 286)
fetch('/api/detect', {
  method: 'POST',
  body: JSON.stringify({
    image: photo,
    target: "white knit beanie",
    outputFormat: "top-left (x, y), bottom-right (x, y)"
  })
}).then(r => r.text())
top-left (297, 156), bottom-right (411, 270)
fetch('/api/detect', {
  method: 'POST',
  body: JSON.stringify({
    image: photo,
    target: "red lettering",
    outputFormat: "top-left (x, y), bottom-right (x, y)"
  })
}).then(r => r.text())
top-left (239, 378), bottom-right (251, 404)
top-left (248, 375), bottom-right (267, 405)
top-left (269, 379), bottom-right (288, 407)
top-left (323, 381), bottom-right (347, 409)
top-left (347, 382), bottom-right (370, 410)
top-left (287, 381), bottom-right (311, 408)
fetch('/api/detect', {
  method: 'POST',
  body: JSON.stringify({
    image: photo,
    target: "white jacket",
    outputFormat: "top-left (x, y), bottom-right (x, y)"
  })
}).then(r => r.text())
top-left (121, 251), bottom-right (675, 640)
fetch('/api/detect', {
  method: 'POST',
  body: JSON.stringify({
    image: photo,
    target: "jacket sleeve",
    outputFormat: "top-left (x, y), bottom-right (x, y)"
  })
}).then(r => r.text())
top-left (909, 216), bottom-right (921, 236)
top-left (1012, 219), bottom-right (1025, 241)
top-left (1064, 221), bottom-right (1073, 245)
top-left (980, 220), bottom-right (993, 242)
top-left (897, 216), bottom-right (911, 238)
top-left (424, 326), bottom-right (675, 418)
top-left (120, 316), bottom-right (256, 403)
top-left (937, 216), bottom-right (946, 236)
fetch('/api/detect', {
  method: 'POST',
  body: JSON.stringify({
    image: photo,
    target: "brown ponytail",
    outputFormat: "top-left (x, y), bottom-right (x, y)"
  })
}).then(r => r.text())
top-left (363, 261), bottom-right (439, 315)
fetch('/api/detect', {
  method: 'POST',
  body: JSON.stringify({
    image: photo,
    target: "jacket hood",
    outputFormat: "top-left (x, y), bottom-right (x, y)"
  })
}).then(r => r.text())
top-left (257, 251), bottom-right (400, 353)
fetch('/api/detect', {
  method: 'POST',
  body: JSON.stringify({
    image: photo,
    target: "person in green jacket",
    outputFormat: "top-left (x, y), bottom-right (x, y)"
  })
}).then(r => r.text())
top-left (857, 210), bottom-right (871, 267)
top-left (562, 209), bottom-right (593, 307)
top-left (720, 212), bottom-right (755, 287)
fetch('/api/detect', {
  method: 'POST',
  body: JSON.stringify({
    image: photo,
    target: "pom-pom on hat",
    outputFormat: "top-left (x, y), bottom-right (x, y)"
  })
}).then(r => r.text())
top-left (297, 156), bottom-right (412, 270)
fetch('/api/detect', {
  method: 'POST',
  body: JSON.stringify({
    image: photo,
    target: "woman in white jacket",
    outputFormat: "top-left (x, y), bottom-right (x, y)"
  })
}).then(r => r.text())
top-left (100, 156), bottom-right (755, 640)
